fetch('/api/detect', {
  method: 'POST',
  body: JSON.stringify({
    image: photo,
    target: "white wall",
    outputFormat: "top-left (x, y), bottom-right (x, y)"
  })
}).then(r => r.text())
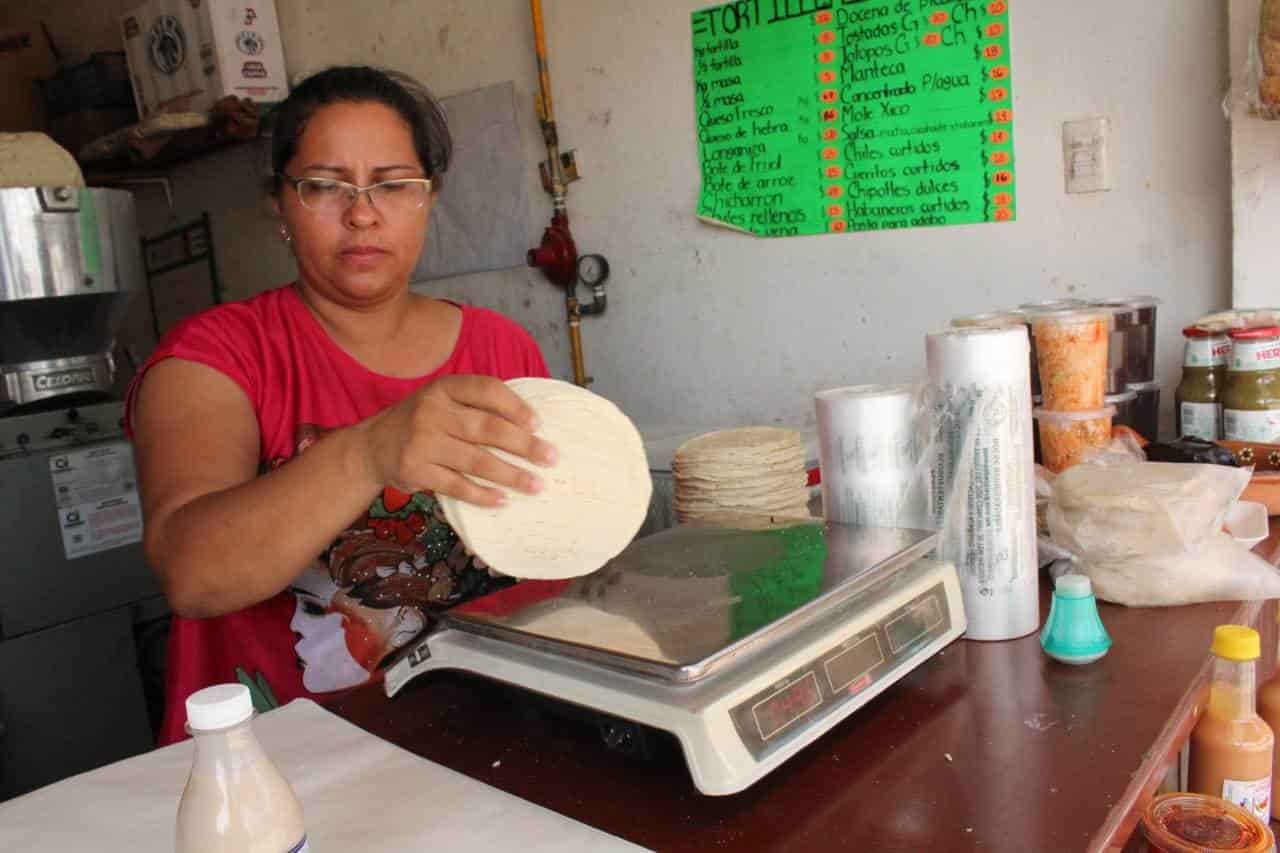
top-left (9, 0), bottom-right (1235, 437)
top-left (1229, 0), bottom-right (1280, 306)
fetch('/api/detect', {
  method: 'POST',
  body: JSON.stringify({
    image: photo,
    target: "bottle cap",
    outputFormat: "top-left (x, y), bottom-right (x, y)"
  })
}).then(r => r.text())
top-left (1054, 574), bottom-right (1093, 599)
top-left (186, 683), bottom-right (254, 731)
top-left (1210, 625), bottom-right (1261, 662)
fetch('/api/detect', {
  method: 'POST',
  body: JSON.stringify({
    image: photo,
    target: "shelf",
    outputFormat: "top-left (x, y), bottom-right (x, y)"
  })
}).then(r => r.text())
top-left (79, 96), bottom-right (271, 183)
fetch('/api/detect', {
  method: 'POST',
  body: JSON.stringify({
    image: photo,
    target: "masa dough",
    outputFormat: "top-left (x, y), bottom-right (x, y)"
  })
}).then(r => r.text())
top-left (439, 378), bottom-right (652, 580)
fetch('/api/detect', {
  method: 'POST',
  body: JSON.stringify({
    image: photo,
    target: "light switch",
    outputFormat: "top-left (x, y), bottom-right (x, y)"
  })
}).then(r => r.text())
top-left (1062, 118), bottom-right (1111, 193)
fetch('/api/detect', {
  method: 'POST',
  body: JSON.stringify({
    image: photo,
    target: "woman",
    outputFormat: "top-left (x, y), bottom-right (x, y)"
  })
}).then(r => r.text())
top-left (128, 66), bottom-right (558, 745)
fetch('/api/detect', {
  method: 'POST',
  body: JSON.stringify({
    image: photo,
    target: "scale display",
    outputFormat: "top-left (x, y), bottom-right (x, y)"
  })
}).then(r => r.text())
top-left (729, 583), bottom-right (952, 758)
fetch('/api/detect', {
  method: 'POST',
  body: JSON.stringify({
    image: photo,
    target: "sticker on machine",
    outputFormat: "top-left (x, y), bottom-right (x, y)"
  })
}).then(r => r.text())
top-left (49, 443), bottom-right (143, 559)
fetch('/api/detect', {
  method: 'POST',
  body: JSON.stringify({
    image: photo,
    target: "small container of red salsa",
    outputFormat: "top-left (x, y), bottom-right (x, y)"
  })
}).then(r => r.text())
top-left (1140, 792), bottom-right (1274, 852)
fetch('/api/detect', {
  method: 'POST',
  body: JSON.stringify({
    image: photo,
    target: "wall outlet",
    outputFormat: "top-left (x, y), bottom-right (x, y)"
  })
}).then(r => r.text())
top-left (1063, 118), bottom-right (1111, 193)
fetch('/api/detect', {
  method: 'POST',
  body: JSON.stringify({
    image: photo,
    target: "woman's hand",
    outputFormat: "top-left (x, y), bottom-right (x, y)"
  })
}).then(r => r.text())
top-left (359, 375), bottom-right (558, 506)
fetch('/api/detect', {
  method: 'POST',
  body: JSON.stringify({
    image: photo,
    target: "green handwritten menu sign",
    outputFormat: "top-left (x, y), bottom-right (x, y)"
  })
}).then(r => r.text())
top-left (692, 0), bottom-right (1016, 237)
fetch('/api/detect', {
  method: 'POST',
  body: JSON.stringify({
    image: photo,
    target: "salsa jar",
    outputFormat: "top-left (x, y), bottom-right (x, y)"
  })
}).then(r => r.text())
top-left (1223, 326), bottom-right (1280, 443)
top-left (1177, 325), bottom-right (1230, 440)
top-left (1140, 792), bottom-right (1274, 852)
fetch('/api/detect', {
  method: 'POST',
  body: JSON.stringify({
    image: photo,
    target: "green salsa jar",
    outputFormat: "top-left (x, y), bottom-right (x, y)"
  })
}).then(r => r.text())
top-left (1176, 325), bottom-right (1229, 440)
top-left (1223, 325), bottom-right (1280, 442)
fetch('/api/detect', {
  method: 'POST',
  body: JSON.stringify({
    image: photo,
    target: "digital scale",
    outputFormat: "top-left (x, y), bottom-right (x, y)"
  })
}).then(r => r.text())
top-left (386, 520), bottom-right (966, 796)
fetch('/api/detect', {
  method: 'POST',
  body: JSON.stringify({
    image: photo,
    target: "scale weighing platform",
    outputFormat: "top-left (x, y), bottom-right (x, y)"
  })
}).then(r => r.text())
top-left (386, 520), bottom-right (966, 796)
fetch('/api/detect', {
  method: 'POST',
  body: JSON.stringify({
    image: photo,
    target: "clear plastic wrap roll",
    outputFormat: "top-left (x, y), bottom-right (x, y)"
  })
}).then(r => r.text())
top-left (926, 326), bottom-right (1039, 641)
top-left (814, 384), bottom-right (931, 530)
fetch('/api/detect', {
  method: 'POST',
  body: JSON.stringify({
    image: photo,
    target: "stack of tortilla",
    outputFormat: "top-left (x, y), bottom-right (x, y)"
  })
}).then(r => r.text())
top-left (672, 428), bottom-right (812, 524)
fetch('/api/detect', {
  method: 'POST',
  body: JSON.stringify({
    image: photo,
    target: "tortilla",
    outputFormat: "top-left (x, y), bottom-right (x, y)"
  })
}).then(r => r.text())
top-left (439, 378), bottom-right (652, 580)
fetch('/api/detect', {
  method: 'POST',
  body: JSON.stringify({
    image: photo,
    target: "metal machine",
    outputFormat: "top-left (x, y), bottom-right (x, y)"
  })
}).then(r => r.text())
top-left (388, 520), bottom-right (966, 796)
top-left (0, 186), bottom-right (164, 800)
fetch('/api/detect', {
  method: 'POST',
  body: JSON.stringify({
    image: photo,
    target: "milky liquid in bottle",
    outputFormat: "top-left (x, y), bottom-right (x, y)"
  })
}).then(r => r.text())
top-left (176, 684), bottom-right (308, 853)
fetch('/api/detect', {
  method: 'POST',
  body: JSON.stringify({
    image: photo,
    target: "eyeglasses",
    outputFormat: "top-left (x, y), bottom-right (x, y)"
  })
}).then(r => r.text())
top-left (278, 174), bottom-right (433, 215)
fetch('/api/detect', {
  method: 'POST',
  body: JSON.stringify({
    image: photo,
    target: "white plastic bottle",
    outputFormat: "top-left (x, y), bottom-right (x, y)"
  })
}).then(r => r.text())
top-left (176, 684), bottom-right (309, 853)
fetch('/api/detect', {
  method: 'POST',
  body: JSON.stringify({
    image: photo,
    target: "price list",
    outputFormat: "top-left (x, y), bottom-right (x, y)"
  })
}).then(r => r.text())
top-left (692, 0), bottom-right (1017, 237)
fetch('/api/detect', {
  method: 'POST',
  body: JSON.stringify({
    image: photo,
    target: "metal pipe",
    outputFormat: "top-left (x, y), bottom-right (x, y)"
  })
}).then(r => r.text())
top-left (530, 0), bottom-right (567, 212)
top-left (567, 298), bottom-right (588, 386)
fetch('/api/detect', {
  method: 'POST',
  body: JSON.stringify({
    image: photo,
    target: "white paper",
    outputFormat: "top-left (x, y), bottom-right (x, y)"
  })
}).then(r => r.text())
top-left (49, 442), bottom-right (143, 560)
top-left (0, 699), bottom-right (651, 852)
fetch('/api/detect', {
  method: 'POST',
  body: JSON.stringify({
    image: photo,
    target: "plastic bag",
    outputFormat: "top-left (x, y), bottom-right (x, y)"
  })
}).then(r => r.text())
top-left (1042, 461), bottom-right (1280, 607)
top-left (1223, 0), bottom-right (1280, 120)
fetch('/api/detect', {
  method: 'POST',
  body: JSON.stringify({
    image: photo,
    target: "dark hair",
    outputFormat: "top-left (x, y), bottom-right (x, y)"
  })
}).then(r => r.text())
top-left (269, 66), bottom-right (452, 195)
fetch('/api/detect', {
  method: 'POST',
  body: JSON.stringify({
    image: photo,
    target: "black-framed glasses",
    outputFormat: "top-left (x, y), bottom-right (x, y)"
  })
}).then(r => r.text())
top-left (278, 173), bottom-right (433, 215)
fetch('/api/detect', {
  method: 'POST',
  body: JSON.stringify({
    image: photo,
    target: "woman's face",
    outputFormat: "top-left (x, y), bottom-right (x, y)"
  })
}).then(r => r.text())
top-left (277, 100), bottom-right (431, 308)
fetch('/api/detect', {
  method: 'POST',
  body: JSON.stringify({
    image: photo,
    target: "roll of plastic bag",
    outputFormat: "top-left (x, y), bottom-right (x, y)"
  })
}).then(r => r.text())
top-left (814, 384), bottom-right (931, 530)
top-left (927, 326), bottom-right (1039, 641)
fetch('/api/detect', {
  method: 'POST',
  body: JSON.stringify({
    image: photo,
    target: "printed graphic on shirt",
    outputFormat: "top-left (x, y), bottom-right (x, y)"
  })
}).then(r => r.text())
top-left (268, 424), bottom-right (511, 693)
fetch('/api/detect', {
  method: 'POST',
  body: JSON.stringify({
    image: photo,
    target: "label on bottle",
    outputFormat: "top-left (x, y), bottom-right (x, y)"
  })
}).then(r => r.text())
top-left (1180, 402), bottom-right (1222, 440)
top-left (1185, 336), bottom-right (1230, 368)
top-left (1221, 775), bottom-right (1272, 823)
top-left (288, 838), bottom-right (309, 853)
top-left (1231, 338), bottom-right (1280, 372)
top-left (1224, 408), bottom-right (1280, 442)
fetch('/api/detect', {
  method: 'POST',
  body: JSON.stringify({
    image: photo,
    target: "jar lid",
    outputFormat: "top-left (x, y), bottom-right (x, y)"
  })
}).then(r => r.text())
top-left (1184, 324), bottom-right (1230, 339)
top-left (951, 310), bottom-right (1027, 328)
top-left (1026, 308), bottom-right (1110, 326)
top-left (1142, 792), bottom-right (1272, 853)
top-left (1032, 405), bottom-right (1116, 424)
top-left (1211, 625), bottom-right (1261, 662)
top-left (1018, 298), bottom-right (1087, 311)
top-left (186, 683), bottom-right (254, 731)
top-left (1228, 325), bottom-right (1280, 340)
top-left (1093, 295), bottom-right (1161, 309)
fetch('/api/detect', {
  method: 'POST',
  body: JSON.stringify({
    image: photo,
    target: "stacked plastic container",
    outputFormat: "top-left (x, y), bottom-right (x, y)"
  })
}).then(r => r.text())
top-left (1092, 296), bottom-right (1162, 442)
top-left (952, 295), bottom-right (1161, 473)
top-left (1027, 308), bottom-right (1116, 472)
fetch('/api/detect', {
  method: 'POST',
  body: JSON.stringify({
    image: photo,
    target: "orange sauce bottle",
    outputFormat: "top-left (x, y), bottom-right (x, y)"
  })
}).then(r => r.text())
top-left (1188, 625), bottom-right (1275, 825)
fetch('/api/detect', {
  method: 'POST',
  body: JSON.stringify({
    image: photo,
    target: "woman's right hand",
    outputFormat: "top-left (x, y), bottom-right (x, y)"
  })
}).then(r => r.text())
top-left (358, 375), bottom-right (558, 507)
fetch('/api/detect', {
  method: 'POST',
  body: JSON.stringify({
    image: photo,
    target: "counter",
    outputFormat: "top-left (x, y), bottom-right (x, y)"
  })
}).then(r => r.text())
top-left (328, 533), bottom-right (1280, 852)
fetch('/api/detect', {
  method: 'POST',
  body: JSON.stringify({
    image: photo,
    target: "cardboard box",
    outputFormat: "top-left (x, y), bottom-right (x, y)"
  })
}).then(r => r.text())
top-left (120, 0), bottom-right (288, 119)
top-left (0, 20), bottom-right (59, 133)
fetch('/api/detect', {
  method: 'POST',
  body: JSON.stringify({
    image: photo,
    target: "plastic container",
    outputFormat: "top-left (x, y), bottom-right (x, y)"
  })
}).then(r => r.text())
top-left (1039, 574), bottom-right (1112, 664)
top-left (1178, 325), bottom-right (1230, 441)
top-left (1095, 305), bottom-right (1132, 395)
top-left (1106, 388), bottom-right (1139, 432)
top-left (1224, 326), bottom-right (1280, 443)
top-left (1140, 792), bottom-right (1274, 853)
top-left (1188, 626), bottom-right (1275, 825)
top-left (950, 310), bottom-right (1026, 328)
top-left (176, 684), bottom-right (308, 853)
top-left (1129, 380), bottom-right (1163, 443)
top-left (1033, 406), bottom-right (1115, 473)
top-left (1093, 295), bottom-right (1161, 384)
top-left (1030, 309), bottom-right (1111, 410)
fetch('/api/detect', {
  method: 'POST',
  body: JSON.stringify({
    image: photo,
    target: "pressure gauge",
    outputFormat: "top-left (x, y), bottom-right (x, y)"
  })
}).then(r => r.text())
top-left (577, 253), bottom-right (610, 288)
